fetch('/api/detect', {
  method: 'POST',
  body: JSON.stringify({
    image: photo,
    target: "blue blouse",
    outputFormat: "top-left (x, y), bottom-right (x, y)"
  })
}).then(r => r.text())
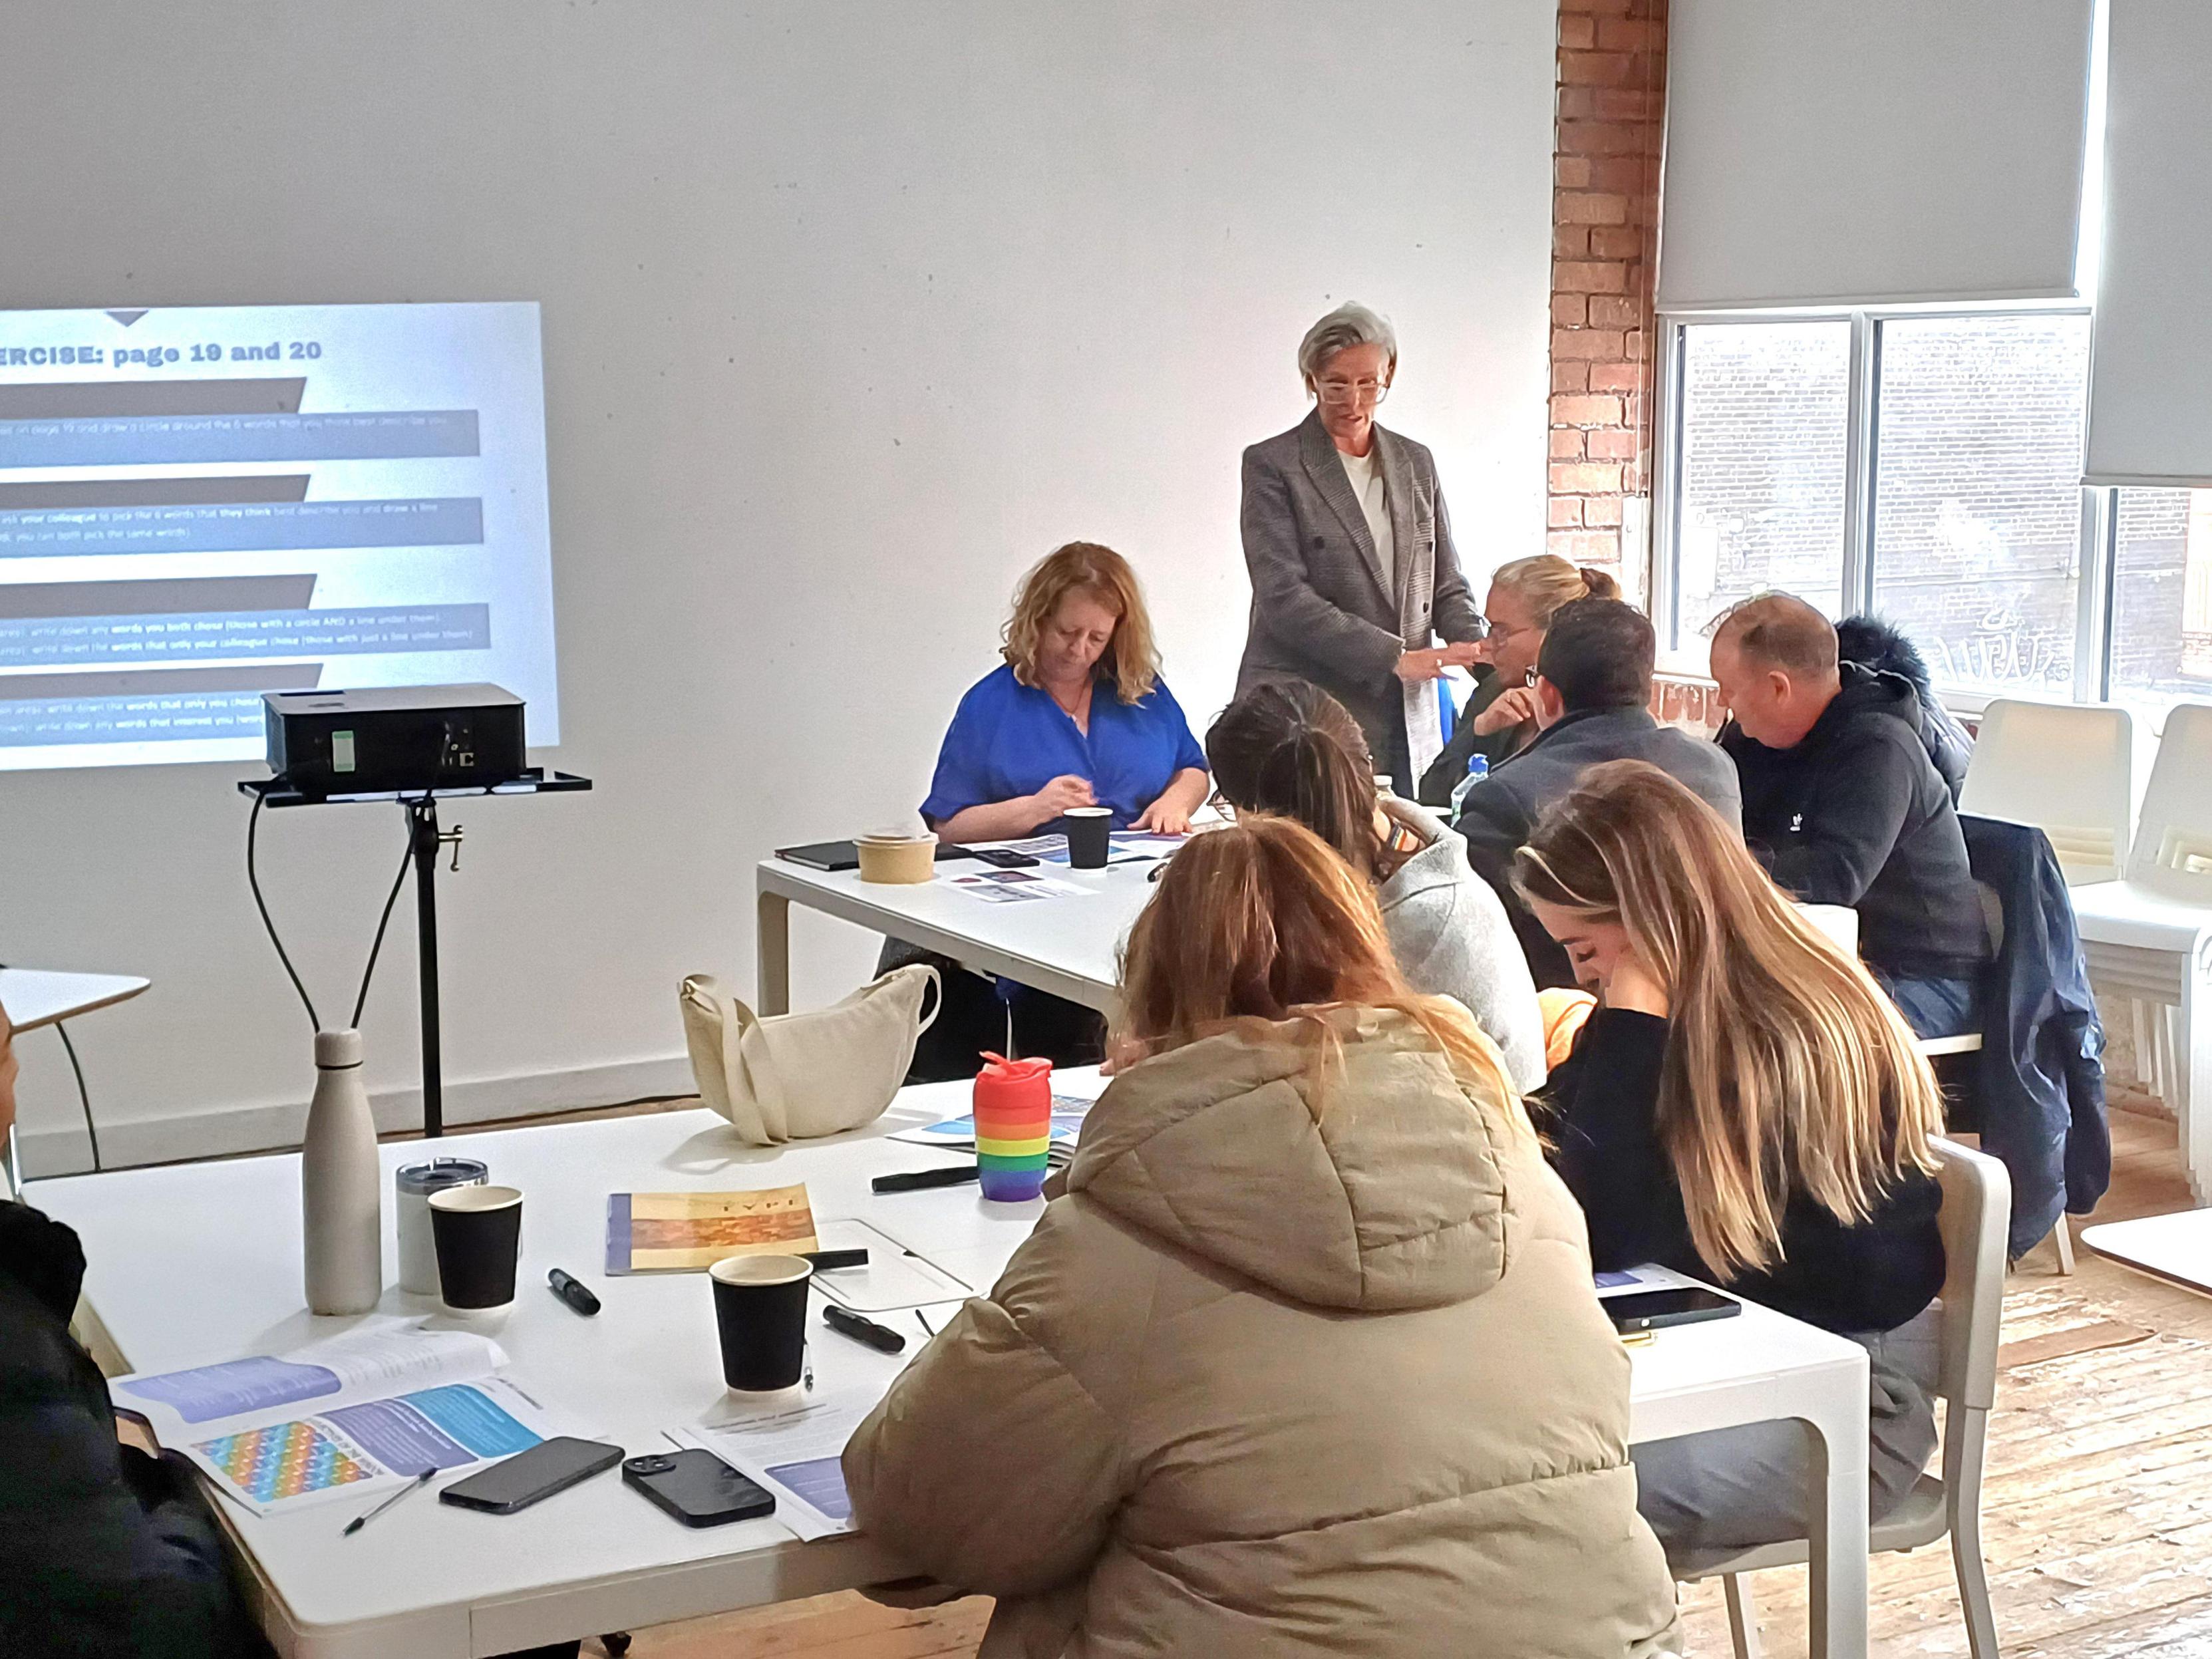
top-left (921, 663), bottom-right (1207, 831)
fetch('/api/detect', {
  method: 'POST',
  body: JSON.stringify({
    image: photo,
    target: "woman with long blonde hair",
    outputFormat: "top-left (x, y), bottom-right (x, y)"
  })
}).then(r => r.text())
top-left (1515, 758), bottom-right (1947, 1567)
top-left (847, 816), bottom-right (1680, 1658)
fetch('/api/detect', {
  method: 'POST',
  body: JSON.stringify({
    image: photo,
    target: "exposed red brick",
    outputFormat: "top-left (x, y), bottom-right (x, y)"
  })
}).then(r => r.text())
top-left (1551, 496), bottom-right (1585, 528)
top-left (1588, 294), bottom-right (1643, 328)
top-left (1583, 495), bottom-right (1625, 528)
top-left (1585, 158), bottom-right (1656, 194)
top-left (1558, 119), bottom-right (1649, 156)
top-left (1550, 428), bottom-right (1587, 460)
top-left (1558, 13), bottom-right (1597, 49)
top-left (1553, 260), bottom-right (1630, 295)
top-left (1555, 190), bottom-right (1629, 226)
top-left (1552, 293), bottom-right (1589, 327)
top-left (1589, 361), bottom-right (1642, 392)
top-left (1555, 155), bottom-right (1593, 190)
top-left (1550, 461), bottom-right (1623, 494)
top-left (1554, 224), bottom-right (1592, 258)
top-left (1623, 328), bottom-right (1647, 362)
top-left (1558, 0), bottom-right (1634, 15)
top-left (1588, 226), bottom-right (1644, 261)
top-left (1548, 529), bottom-right (1622, 562)
top-left (1587, 427), bottom-right (1642, 460)
top-left (1592, 88), bottom-right (1660, 124)
top-left (1553, 327), bottom-right (1628, 361)
top-left (1551, 392), bottom-right (1623, 426)
top-left (1551, 361), bottom-right (1591, 393)
top-left (1596, 17), bottom-right (1664, 51)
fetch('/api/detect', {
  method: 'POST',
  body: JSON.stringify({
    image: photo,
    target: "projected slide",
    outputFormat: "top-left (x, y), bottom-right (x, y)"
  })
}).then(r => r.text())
top-left (0, 301), bottom-right (556, 770)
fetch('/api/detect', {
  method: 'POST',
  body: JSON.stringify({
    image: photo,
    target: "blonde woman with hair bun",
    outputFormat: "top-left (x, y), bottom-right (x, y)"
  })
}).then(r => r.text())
top-left (1418, 553), bottom-right (1621, 804)
top-left (1515, 758), bottom-right (1947, 1571)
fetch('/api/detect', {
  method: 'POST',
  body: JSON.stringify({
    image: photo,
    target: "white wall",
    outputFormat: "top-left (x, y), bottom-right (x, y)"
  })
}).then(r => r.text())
top-left (0, 1), bottom-right (1555, 1174)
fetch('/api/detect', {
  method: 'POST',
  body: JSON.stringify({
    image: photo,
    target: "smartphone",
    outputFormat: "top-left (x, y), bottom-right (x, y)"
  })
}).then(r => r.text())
top-left (1605, 1286), bottom-right (1742, 1335)
top-left (438, 1437), bottom-right (625, 1515)
top-left (776, 839), bottom-right (969, 871)
top-left (623, 1449), bottom-right (777, 1528)
top-left (967, 847), bottom-right (1042, 869)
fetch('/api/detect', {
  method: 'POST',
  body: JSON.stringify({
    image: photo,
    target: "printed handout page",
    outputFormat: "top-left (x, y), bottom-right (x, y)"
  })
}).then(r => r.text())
top-left (681, 1386), bottom-right (886, 1542)
top-left (112, 1318), bottom-right (569, 1517)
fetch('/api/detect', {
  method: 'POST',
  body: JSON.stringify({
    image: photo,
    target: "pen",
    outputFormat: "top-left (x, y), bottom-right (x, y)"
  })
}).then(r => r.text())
top-left (823, 1304), bottom-right (907, 1354)
top-left (871, 1165), bottom-right (979, 1194)
top-left (548, 1267), bottom-right (601, 1316)
top-left (343, 1468), bottom-right (434, 1536)
top-left (800, 1248), bottom-right (870, 1270)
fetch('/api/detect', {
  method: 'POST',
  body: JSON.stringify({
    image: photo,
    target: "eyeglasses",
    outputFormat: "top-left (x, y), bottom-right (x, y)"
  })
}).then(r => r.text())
top-left (1315, 377), bottom-right (1389, 405)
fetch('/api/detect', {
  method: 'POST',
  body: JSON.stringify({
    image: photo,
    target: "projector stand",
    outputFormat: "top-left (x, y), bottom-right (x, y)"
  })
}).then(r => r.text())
top-left (241, 769), bottom-right (592, 1138)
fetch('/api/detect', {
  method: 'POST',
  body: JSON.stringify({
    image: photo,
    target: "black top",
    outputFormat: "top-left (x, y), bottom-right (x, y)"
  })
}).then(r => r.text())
top-left (1541, 1008), bottom-right (1945, 1335)
top-left (1720, 663), bottom-right (1987, 980)
top-left (0, 1201), bottom-right (270, 1658)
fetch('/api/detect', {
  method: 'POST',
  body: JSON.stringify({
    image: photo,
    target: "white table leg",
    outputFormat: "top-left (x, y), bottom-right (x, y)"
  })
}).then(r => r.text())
top-left (757, 887), bottom-right (792, 1016)
top-left (1801, 1359), bottom-right (1871, 1659)
top-left (2185, 941), bottom-right (2212, 1205)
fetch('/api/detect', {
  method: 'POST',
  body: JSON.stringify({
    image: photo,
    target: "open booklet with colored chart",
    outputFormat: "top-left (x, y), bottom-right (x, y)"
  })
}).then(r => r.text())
top-left (110, 1318), bottom-right (569, 1517)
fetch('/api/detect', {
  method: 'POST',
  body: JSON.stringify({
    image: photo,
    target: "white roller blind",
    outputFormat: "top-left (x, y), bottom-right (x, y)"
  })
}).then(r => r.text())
top-left (1658, 0), bottom-right (2094, 311)
top-left (2084, 1), bottom-right (2212, 487)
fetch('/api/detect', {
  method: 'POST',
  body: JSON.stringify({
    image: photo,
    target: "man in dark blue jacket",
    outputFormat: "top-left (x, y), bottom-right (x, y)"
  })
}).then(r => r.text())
top-left (1456, 598), bottom-right (1743, 987)
top-left (0, 1002), bottom-right (271, 1658)
top-left (1712, 594), bottom-right (1990, 1037)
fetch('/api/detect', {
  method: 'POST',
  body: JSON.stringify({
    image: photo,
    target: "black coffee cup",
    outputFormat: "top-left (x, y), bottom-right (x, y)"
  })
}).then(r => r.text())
top-left (709, 1254), bottom-right (813, 1392)
top-left (1064, 806), bottom-right (1112, 869)
top-left (429, 1184), bottom-right (524, 1310)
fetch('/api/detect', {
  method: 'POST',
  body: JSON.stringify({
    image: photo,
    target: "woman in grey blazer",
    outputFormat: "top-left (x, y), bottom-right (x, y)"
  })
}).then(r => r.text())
top-left (1236, 303), bottom-right (1486, 792)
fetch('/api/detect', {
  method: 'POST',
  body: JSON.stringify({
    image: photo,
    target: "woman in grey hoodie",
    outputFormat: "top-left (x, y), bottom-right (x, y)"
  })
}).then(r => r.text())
top-left (1207, 680), bottom-right (1547, 1089)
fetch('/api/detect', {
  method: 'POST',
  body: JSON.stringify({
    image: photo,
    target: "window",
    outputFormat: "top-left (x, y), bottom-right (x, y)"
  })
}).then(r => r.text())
top-left (2111, 488), bottom-right (2212, 716)
top-left (1670, 321), bottom-right (1850, 655)
top-left (1656, 306), bottom-right (2171, 714)
top-left (1867, 315), bottom-right (2090, 698)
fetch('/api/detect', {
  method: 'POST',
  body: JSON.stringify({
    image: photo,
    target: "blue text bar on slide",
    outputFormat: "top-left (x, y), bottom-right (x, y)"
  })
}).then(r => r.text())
top-left (0, 409), bottom-right (480, 468)
top-left (0, 603), bottom-right (491, 668)
top-left (0, 499), bottom-right (484, 558)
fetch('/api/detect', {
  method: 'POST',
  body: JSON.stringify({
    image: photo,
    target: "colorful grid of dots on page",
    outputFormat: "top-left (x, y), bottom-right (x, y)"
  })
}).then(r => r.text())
top-left (198, 1420), bottom-right (376, 1504)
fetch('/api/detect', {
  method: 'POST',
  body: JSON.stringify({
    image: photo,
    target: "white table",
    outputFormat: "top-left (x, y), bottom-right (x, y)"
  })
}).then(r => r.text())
top-left (32, 1078), bottom-right (1873, 1659)
top-left (756, 852), bottom-right (1152, 1016)
top-left (2082, 1207), bottom-right (2212, 1295)
top-left (0, 967), bottom-right (150, 1197)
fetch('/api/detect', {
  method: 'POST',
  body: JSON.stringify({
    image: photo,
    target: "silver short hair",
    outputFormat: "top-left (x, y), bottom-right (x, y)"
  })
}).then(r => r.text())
top-left (1297, 302), bottom-right (1399, 386)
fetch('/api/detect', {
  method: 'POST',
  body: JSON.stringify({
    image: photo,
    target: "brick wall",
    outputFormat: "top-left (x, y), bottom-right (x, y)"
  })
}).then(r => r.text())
top-left (1548, 0), bottom-right (1665, 591)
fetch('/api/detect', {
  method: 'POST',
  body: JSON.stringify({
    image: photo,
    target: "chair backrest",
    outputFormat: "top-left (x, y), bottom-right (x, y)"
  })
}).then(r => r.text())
top-left (1961, 698), bottom-right (2134, 883)
top-left (1929, 1137), bottom-right (2010, 1415)
top-left (2126, 702), bottom-right (2212, 902)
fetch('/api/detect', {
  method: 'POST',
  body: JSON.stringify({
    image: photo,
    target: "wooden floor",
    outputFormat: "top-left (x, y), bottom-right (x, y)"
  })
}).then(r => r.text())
top-left (490, 1099), bottom-right (2212, 1656)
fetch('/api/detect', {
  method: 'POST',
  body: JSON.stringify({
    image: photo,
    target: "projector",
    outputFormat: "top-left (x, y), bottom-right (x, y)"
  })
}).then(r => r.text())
top-left (264, 684), bottom-right (528, 798)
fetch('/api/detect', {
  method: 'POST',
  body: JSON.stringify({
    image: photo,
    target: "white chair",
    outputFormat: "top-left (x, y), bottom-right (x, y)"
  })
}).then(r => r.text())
top-left (1691, 1137), bottom-right (2010, 1659)
top-left (1961, 698), bottom-right (2135, 884)
top-left (2072, 702), bottom-right (2212, 1201)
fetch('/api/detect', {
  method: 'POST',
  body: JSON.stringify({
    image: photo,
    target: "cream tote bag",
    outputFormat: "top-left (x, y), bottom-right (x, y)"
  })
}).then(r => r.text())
top-left (679, 965), bottom-right (941, 1144)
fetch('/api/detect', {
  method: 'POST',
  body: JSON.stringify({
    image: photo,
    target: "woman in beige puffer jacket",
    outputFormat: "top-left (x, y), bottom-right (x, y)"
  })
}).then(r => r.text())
top-left (843, 816), bottom-right (1680, 1658)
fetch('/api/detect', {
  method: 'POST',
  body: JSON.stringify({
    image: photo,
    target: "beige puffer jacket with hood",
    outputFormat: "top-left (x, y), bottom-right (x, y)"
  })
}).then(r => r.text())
top-left (843, 1009), bottom-right (1681, 1658)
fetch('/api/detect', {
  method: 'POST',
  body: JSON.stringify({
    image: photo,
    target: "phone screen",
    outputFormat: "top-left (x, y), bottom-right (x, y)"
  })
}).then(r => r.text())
top-left (440, 1437), bottom-right (623, 1514)
top-left (1604, 1286), bottom-right (1740, 1332)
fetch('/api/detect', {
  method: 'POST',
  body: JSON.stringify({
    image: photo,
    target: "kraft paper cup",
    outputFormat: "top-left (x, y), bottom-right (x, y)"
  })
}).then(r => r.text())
top-left (856, 833), bottom-right (936, 884)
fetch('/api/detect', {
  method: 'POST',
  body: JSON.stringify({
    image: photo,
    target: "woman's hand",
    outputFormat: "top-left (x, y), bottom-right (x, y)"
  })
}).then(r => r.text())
top-left (1470, 684), bottom-right (1540, 736)
top-left (1601, 953), bottom-right (1671, 1018)
top-left (1133, 798), bottom-right (1191, 835)
top-left (1027, 774), bottom-right (1096, 820)
top-left (1392, 647), bottom-right (1453, 684)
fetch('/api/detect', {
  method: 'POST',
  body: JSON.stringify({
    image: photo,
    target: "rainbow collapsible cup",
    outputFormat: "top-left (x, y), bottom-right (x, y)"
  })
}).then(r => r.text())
top-left (973, 1051), bottom-right (1054, 1201)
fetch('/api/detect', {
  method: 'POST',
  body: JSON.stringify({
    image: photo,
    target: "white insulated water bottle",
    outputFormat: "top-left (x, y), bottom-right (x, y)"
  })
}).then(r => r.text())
top-left (302, 1028), bottom-right (383, 1314)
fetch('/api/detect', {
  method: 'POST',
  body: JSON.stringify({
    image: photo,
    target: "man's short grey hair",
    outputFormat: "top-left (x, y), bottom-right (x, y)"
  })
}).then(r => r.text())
top-left (1297, 303), bottom-right (1398, 386)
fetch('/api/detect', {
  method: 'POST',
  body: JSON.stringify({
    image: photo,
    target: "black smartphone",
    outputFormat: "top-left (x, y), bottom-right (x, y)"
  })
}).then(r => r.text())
top-left (623, 1449), bottom-right (777, 1528)
top-left (438, 1437), bottom-right (625, 1515)
top-left (776, 839), bottom-right (971, 871)
top-left (1605, 1286), bottom-right (1742, 1335)
top-left (967, 847), bottom-right (1041, 868)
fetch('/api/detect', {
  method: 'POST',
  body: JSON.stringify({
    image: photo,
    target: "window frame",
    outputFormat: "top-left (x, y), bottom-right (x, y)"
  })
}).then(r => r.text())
top-left (1651, 300), bottom-right (2107, 714)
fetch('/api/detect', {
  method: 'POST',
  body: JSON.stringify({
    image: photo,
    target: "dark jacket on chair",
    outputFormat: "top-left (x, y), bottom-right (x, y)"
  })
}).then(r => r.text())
top-left (1959, 814), bottom-right (2114, 1257)
top-left (0, 1200), bottom-right (270, 1659)
top-left (1721, 663), bottom-right (1988, 982)
top-left (1455, 706), bottom-right (1744, 989)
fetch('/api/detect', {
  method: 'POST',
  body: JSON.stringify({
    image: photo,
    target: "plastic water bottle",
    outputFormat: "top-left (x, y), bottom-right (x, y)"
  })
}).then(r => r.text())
top-left (1450, 754), bottom-right (1490, 818)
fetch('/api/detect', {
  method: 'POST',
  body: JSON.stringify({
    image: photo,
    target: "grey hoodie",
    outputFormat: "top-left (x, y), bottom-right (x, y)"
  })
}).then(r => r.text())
top-left (1376, 798), bottom-right (1547, 1090)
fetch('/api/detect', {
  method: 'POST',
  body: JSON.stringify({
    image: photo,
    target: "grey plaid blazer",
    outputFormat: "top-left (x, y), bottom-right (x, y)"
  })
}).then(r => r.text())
top-left (1235, 408), bottom-right (1483, 784)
